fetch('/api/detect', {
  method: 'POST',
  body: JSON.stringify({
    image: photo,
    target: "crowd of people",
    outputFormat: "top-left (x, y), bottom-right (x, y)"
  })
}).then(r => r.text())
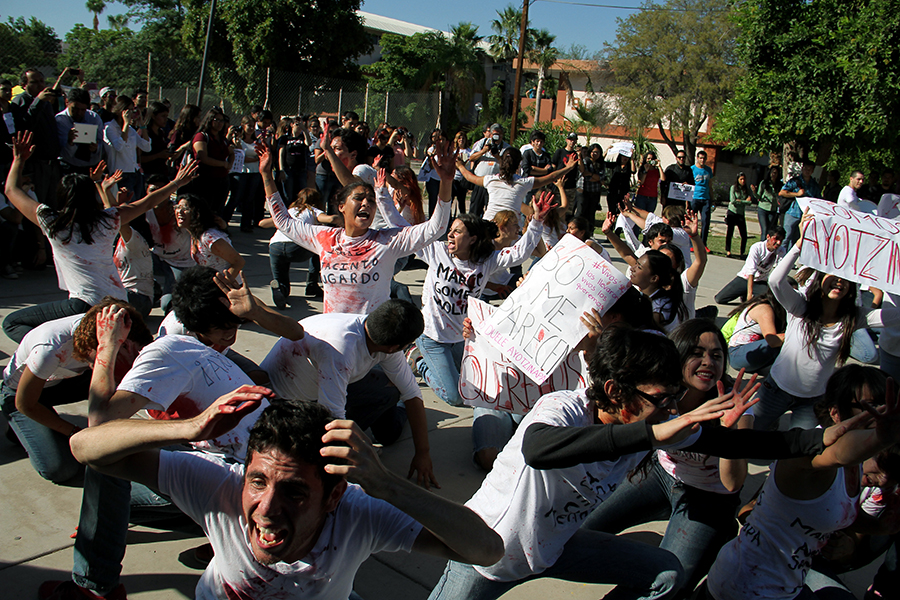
top-left (2, 66), bottom-right (900, 600)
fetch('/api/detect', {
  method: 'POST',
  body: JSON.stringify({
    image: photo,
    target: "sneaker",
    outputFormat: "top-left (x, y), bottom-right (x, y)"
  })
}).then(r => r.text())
top-left (305, 281), bottom-right (324, 298)
top-left (270, 280), bottom-right (287, 310)
top-left (405, 344), bottom-right (422, 381)
top-left (2, 264), bottom-right (18, 279)
top-left (13, 262), bottom-right (23, 273)
top-left (38, 581), bottom-right (127, 600)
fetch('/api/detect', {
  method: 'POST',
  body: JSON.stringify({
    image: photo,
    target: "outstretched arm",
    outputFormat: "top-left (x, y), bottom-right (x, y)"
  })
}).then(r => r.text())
top-left (214, 270), bottom-right (304, 341)
top-left (4, 132), bottom-right (41, 225)
top-left (72, 386), bottom-right (272, 490)
top-left (117, 160), bottom-right (199, 225)
top-left (683, 209), bottom-right (707, 287)
top-left (321, 421), bottom-right (503, 566)
top-left (600, 211), bottom-right (638, 267)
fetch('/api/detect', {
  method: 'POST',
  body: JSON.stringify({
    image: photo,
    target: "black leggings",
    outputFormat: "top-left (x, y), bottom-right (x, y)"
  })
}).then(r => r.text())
top-left (725, 210), bottom-right (748, 255)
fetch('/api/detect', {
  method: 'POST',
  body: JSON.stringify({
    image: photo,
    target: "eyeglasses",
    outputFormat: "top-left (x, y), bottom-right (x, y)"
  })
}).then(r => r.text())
top-left (631, 386), bottom-right (689, 410)
top-left (676, 155), bottom-right (686, 160)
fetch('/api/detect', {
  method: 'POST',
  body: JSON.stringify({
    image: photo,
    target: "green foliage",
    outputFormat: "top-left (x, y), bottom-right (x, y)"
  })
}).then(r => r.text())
top-left (488, 5), bottom-right (533, 62)
top-left (712, 0), bottom-right (900, 172)
top-left (0, 17), bottom-right (61, 81)
top-left (178, 0), bottom-right (371, 109)
top-left (605, 0), bottom-right (740, 160)
top-left (564, 94), bottom-right (612, 145)
top-left (514, 121), bottom-right (574, 154)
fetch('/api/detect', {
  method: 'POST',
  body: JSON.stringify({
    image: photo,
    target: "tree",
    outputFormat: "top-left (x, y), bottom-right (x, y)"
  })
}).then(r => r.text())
top-left (712, 0), bottom-right (900, 174)
top-left (605, 0), bottom-right (740, 161)
top-left (527, 28), bottom-right (557, 123)
top-left (564, 94), bottom-right (612, 145)
top-left (86, 0), bottom-right (107, 32)
top-left (0, 17), bottom-right (61, 81)
top-left (488, 5), bottom-right (530, 63)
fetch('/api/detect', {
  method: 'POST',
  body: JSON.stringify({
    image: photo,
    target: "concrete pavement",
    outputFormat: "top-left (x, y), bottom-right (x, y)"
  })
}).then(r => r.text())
top-left (0, 211), bottom-right (878, 599)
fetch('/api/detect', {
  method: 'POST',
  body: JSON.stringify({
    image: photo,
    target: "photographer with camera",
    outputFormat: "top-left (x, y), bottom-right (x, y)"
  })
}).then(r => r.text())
top-left (389, 125), bottom-right (415, 167)
top-left (636, 150), bottom-right (666, 214)
top-left (467, 123), bottom-right (511, 217)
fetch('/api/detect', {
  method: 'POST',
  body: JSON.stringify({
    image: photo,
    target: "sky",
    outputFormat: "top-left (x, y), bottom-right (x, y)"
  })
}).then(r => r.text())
top-left (2, 0), bottom-right (645, 57)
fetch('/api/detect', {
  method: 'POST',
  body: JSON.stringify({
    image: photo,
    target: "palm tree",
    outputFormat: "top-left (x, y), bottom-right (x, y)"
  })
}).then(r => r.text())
top-left (564, 94), bottom-right (613, 145)
top-left (488, 5), bottom-right (526, 63)
top-left (528, 29), bottom-right (558, 123)
top-left (446, 22), bottom-right (486, 122)
top-left (86, 0), bottom-right (106, 32)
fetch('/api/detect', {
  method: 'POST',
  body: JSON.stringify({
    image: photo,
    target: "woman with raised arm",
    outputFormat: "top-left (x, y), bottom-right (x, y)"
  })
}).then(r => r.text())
top-left (259, 140), bottom-right (454, 315)
top-left (2, 132), bottom-right (197, 342)
top-left (456, 146), bottom-right (578, 222)
top-left (174, 193), bottom-right (245, 278)
top-left (706, 366), bottom-right (900, 600)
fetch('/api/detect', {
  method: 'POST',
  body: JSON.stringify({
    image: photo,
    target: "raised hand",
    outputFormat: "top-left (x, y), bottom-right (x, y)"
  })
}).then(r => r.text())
top-left (719, 369), bottom-right (761, 429)
top-left (601, 210), bottom-right (616, 236)
top-left (115, 188), bottom-right (134, 207)
top-left (11, 131), bottom-right (34, 163)
top-left (102, 169), bottom-right (123, 192)
top-left (532, 190), bottom-right (556, 223)
top-left (255, 143), bottom-right (274, 176)
top-left (89, 161), bottom-right (107, 182)
top-left (214, 269), bottom-right (255, 319)
top-left (652, 394), bottom-right (738, 447)
top-left (190, 386), bottom-right (273, 442)
top-left (374, 166), bottom-right (388, 190)
top-left (433, 139), bottom-right (457, 181)
top-left (96, 304), bottom-right (132, 350)
top-left (320, 420), bottom-right (392, 494)
top-left (174, 159), bottom-right (199, 187)
top-left (684, 209), bottom-right (700, 238)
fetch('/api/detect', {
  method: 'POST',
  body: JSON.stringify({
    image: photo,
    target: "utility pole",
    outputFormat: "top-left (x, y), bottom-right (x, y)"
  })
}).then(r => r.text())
top-left (509, 0), bottom-right (530, 143)
top-left (196, 0), bottom-right (218, 107)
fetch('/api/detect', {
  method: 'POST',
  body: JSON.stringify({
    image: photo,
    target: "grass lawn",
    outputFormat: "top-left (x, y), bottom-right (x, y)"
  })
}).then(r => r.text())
top-left (705, 233), bottom-right (761, 258)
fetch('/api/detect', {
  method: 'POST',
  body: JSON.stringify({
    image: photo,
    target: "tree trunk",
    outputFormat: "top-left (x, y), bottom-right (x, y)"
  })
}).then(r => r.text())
top-left (534, 67), bottom-right (544, 123)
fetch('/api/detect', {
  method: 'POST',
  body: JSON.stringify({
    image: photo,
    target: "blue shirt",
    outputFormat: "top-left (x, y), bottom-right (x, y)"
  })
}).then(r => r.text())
top-left (55, 107), bottom-right (104, 168)
top-left (691, 165), bottom-right (713, 201)
top-left (782, 176), bottom-right (822, 217)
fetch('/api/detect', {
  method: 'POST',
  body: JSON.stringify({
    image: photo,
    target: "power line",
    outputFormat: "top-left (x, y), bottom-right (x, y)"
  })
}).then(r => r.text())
top-left (535, 0), bottom-right (729, 12)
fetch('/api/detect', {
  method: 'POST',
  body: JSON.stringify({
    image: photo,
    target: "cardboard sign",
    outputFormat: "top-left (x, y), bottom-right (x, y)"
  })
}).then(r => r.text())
top-left (668, 182), bottom-right (694, 202)
top-left (800, 198), bottom-right (900, 294)
top-left (459, 298), bottom-right (587, 415)
top-left (605, 141), bottom-right (634, 162)
top-left (475, 234), bottom-right (631, 384)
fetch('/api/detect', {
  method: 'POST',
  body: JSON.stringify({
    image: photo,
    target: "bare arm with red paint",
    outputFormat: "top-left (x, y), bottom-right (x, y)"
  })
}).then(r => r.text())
top-left (258, 143), bottom-right (325, 254)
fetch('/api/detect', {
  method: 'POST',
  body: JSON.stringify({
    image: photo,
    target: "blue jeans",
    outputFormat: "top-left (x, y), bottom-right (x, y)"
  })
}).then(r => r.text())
top-left (581, 456), bottom-right (739, 595)
top-left (757, 208), bottom-right (778, 240)
top-left (3, 297), bottom-right (92, 343)
top-left (316, 172), bottom-right (339, 214)
top-left (714, 276), bottom-right (768, 305)
top-left (880, 348), bottom-right (900, 382)
top-left (152, 254), bottom-right (183, 315)
top-left (849, 328), bottom-right (878, 364)
top-left (417, 335), bottom-right (465, 407)
top-left (425, 177), bottom-right (441, 215)
top-left (427, 528), bottom-right (684, 600)
top-left (472, 407), bottom-right (522, 454)
top-left (728, 339), bottom-right (780, 373)
top-left (345, 368), bottom-right (405, 445)
top-left (1, 374), bottom-right (90, 482)
top-left (73, 451), bottom-right (196, 594)
top-left (635, 194), bottom-right (658, 215)
top-left (752, 377), bottom-right (822, 431)
top-left (783, 211), bottom-right (802, 249)
top-left (690, 199), bottom-right (712, 246)
top-left (224, 173), bottom-right (262, 228)
top-left (268, 241), bottom-right (319, 298)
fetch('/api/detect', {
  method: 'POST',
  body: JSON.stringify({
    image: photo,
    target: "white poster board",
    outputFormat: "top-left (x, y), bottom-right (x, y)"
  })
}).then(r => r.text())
top-left (72, 123), bottom-right (97, 144)
top-left (668, 182), bottom-right (694, 202)
top-left (475, 234), bottom-right (631, 384)
top-left (800, 198), bottom-right (900, 294)
top-left (604, 141), bottom-right (634, 162)
top-left (459, 298), bottom-right (587, 415)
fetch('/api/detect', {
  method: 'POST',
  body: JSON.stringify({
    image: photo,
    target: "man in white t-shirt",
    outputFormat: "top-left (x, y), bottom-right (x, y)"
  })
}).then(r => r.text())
top-left (68, 394), bottom-right (503, 600)
top-left (261, 299), bottom-right (439, 488)
top-left (837, 170), bottom-right (866, 211)
top-left (714, 226), bottom-right (786, 304)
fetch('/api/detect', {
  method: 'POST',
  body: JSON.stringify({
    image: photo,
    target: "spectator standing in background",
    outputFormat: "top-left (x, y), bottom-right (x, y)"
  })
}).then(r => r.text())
top-left (662, 149), bottom-right (694, 210)
top-left (55, 87), bottom-right (103, 176)
top-left (690, 150), bottom-right (714, 245)
top-left (103, 96), bottom-right (151, 197)
top-left (552, 133), bottom-right (580, 205)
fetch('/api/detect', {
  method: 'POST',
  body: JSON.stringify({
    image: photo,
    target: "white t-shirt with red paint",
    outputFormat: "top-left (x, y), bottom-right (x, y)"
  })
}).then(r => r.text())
top-left (146, 208), bottom-right (194, 268)
top-left (37, 205), bottom-right (127, 304)
top-left (266, 190), bottom-right (450, 314)
top-left (269, 206), bottom-right (321, 245)
top-left (114, 228), bottom-right (154, 298)
top-left (259, 313), bottom-right (420, 418)
top-left (192, 228), bottom-right (234, 272)
top-left (418, 221), bottom-right (545, 344)
top-left (3, 314), bottom-right (89, 389)
top-left (159, 451), bottom-right (421, 600)
top-left (117, 334), bottom-right (266, 461)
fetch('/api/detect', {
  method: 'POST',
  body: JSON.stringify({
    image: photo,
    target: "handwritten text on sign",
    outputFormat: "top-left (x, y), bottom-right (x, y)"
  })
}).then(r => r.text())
top-left (800, 199), bottom-right (900, 294)
top-left (460, 299), bottom-right (587, 415)
top-left (476, 234), bottom-right (631, 384)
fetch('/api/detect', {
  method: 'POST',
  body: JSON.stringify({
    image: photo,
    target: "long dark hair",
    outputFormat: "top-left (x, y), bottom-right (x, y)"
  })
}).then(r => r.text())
top-left (110, 97), bottom-right (134, 128)
top-left (177, 193), bottom-right (221, 241)
top-left (728, 290), bottom-right (787, 334)
top-left (197, 107), bottom-right (226, 141)
top-left (454, 214), bottom-right (498, 264)
top-left (798, 269), bottom-right (858, 364)
top-left (670, 318), bottom-right (730, 382)
top-left (644, 249), bottom-right (688, 325)
top-left (732, 172), bottom-right (749, 197)
top-left (46, 174), bottom-right (115, 244)
top-left (172, 104), bottom-right (200, 143)
top-left (498, 147), bottom-right (522, 185)
top-left (815, 364), bottom-right (887, 426)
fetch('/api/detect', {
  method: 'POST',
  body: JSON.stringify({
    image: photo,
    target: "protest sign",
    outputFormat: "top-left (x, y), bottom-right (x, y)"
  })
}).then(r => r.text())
top-left (668, 182), bottom-right (694, 202)
top-left (800, 198), bottom-right (900, 294)
top-left (475, 234), bottom-right (631, 384)
top-left (605, 141), bottom-right (634, 162)
top-left (459, 298), bottom-right (587, 415)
